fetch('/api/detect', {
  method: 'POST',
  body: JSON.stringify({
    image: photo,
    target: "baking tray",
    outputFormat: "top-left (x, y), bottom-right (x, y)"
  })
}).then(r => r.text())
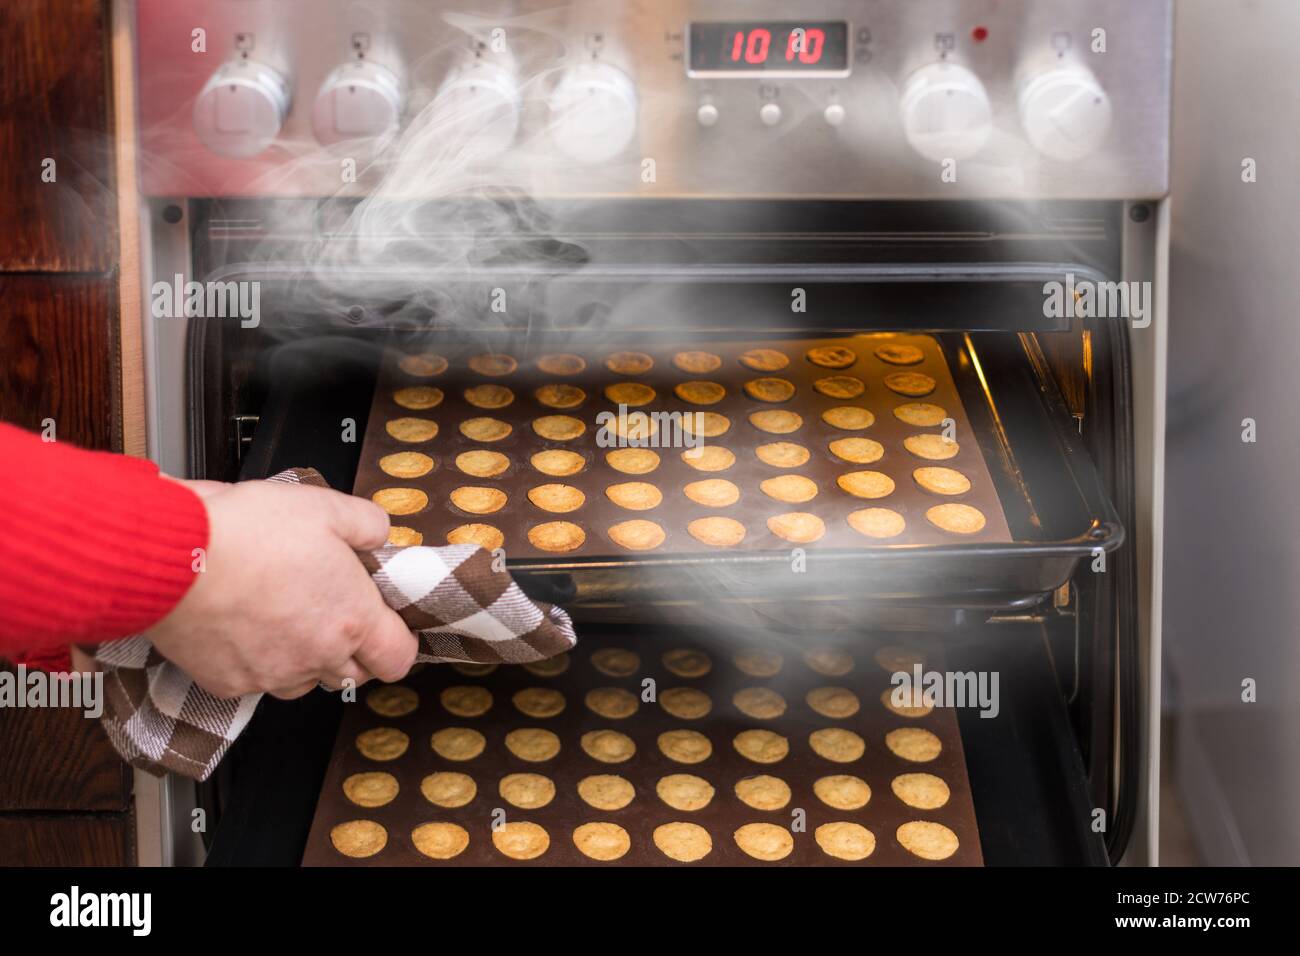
top-left (302, 634), bottom-right (983, 867)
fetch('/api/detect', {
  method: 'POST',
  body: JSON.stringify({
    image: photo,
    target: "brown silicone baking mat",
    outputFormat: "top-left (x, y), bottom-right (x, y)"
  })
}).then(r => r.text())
top-left (351, 333), bottom-right (1012, 558)
top-left (302, 631), bottom-right (983, 866)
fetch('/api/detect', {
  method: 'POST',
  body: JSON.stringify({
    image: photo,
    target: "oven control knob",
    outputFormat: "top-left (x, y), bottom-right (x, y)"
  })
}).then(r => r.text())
top-left (312, 61), bottom-right (404, 145)
top-left (193, 60), bottom-right (291, 159)
top-left (429, 60), bottom-right (522, 158)
top-left (548, 62), bottom-right (638, 163)
top-left (1018, 64), bottom-right (1112, 161)
top-left (898, 61), bottom-right (993, 162)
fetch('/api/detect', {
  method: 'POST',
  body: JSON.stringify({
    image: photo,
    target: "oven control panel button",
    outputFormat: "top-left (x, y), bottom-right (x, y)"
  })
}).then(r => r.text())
top-left (1018, 63), bottom-right (1113, 161)
top-left (759, 102), bottom-right (782, 127)
top-left (547, 62), bottom-right (638, 163)
top-left (312, 60), bottom-right (404, 145)
top-left (898, 61), bottom-right (993, 162)
top-left (823, 103), bottom-right (846, 127)
top-left (192, 59), bottom-right (291, 159)
top-left (427, 61), bottom-right (521, 158)
top-left (696, 102), bottom-right (719, 128)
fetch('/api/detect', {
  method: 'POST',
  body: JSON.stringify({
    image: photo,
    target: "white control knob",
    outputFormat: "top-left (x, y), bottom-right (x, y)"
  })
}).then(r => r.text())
top-left (1018, 64), bottom-right (1112, 161)
top-left (898, 61), bottom-right (993, 162)
top-left (548, 62), bottom-right (638, 163)
top-left (696, 102), bottom-right (719, 128)
top-left (823, 103), bottom-right (846, 127)
top-left (759, 102), bottom-right (782, 127)
top-left (312, 61), bottom-right (403, 145)
top-left (429, 61), bottom-right (521, 158)
top-left (193, 60), bottom-right (291, 158)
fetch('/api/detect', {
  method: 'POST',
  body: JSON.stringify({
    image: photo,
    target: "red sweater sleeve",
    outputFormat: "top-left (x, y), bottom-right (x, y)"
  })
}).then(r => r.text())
top-left (0, 422), bottom-right (209, 657)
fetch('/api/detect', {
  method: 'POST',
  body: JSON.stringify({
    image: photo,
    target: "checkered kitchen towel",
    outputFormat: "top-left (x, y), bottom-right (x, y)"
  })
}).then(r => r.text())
top-left (94, 468), bottom-right (576, 781)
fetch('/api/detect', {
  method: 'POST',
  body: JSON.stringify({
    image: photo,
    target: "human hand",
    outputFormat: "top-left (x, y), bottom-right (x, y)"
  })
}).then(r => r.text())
top-left (145, 479), bottom-right (417, 699)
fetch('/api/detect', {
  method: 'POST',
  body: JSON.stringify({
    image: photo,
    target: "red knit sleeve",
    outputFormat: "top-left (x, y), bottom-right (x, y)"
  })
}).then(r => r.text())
top-left (0, 423), bottom-right (209, 657)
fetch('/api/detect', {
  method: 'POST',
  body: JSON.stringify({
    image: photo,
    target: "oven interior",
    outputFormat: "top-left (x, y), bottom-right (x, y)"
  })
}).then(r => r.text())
top-left (181, 197), bottom-right (1137, 866)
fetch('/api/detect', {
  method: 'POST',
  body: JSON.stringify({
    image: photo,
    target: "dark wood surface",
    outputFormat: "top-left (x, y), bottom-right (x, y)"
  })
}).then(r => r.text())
top-left (0, 814), bottom-right (133, 866)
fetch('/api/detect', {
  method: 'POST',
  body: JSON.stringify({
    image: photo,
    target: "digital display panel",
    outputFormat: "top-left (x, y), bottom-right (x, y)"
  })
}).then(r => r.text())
top-left (688, 21), bottom-right (849, 74)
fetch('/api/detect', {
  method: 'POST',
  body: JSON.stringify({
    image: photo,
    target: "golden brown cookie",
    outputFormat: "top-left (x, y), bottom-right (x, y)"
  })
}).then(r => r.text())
top-left (367, 685), bottom-right (419, 718)
top-left (814, 774), bottom-right (872, 810)
top-left (683, 478), bottom-right (740, 507)
top-left (523, 654), bottom-right (570, 678)
top-left (884, 372), bottom-right (936, 397)
top-left (393, 386), bottom-right (444, 410)
top-left (372, 488), bottom-right (428, 516)
top-left (604, 350), bottom-right (654, 375)
top-left (767, 511), bottom-right (825, 543)
top-left (331, 820), bottom-right (387, 858)
top-left (387, 526), bottom-right (423, 547)
top-left (420, 771), bottom-right (477, 808)
top-left (760, 474), bottom-right (818, 504)
top-left (343, 772), bottom-right (399, 808)
top-left (605, 382), bottom-right (656, 406)
top-left (446, 523), bottom-right (505, 550)
top-left (455, 449), bottom-right (509, 478)
top-left (606, 410), bottom-right (658, 444)
top-left (605, 447), bottom-right (661, 475)
top-left (659, 687), bottom-right (713, 719)
top-left (829, 437), bottom-right (884, 464)
top-left (431, 727), bottom-right (486, 761)
top-left (527, 521), bottom-right (585, 552)
top-left (739, 348), bottom-right (790, 372)
top-left (744, 377), bottom-right (796, 403)
top-left (464, 384), bottom-right (514, 409)
top-left (573, 822), bottom-right (631, 862)
top-left (658, 729), bottom-right (713, 764)
top-left (904, 433), bottom-right (959, 461)
top-left (874, 342), bottom-right (925, 365)
top-left (744, 412), bottom-right (801, 440)
top-left (893, 402), bottom-right (948, 427)
top-left (531, 449), bottom-right (586, 477)
top-left (804, 648), bottom-right (854, 676)
top-left (537, 353), bottom-right (586, 376)
top-left (662, 648), bottom-right (712, 678)
top-left (492, 821), bottom-right (550, 860)
top-left (822, 406), bottom-right (875, 430)
top-left (890, 773), bottom-right (951, 810)
top-left (606, 481), bottom-right (662, 511)
top-left (734, 823), bottom-right (793, 861)
top-left (512, 687), bottom-right (566, 718)
top-left (847, 508), bottom-right (906, 539)
top-left (528, 483), bottom-right (585, 513)
top-left (913, 466), bottom-right (970, 495)
top-left (806, 345), bottom-right (857, 369)
top-left (585, 687), bottom-right (639, 719)
top-left (534, 383), bottom-right (586, 409)
top-left (687, 517), bottom-right (746, 548)
top-left (674, 381), bottom-right (726, 405)
top-left (836, 470), bottom-right (895, 499)
top-left (504, 727), bottom-right (561, 762)
top-left (881, 687), bottom-right (934, 718)
top-left (814, 375), bottom-right (865, 399)
top-left (581, 729), bottom-right (636, 764)
top-left (498, 772), bottom-right (556, 809)
top-left (578, 774), bottom-right (635, 811)
top-left (591, 648), bottom-right (641, 677)
top-left (532, 414), bottom-right (585, 441)
top-left (386, 417), bottom-right (439, 443)
top-left (885, 727), bottom-right (943, 762)
top-left (755, 442), bottom-right (810, 468)
top-left (654, 822), bottom-right (713, 862)
top-left (656, 774), bottom-right (715, 811)
top-left (810, 727), bottom-right (866, 763)
top-left (874, 645), bottom-right (926, 672)
top-left (680, 411), bottom-right (731, 439)
top-left (897, 821), bottom-right (959, 860)
top-left (673, 350), bottom-right (723, 374)
top-left (468, 353), bottom-right (517, 377)
top-left (452, 662), bottom-right (497, 677)
top-left (733, 729), bottom-right (790, 764)
top-left (459, 417), bottom-right (512, 442)
top-left (681, 445), bottom-right (735, 472)
top-left (356, 727), bottom-right (410, 761)
top-left (806, 686), bottom-right (860, 719)
top-left (925, 502), bottom-right (986, 535)
top-left (733, 687), bottom-right (787, 720)
top-left (397, 353), bottom-right (448, 377)
top-left (412, 822), bottom-right (470, 860)
top-left (733, 648), bottom-right (784, 678)
top-left (450, 486), bottom-right (507, 515)
top-left (607, 519), bottom-right (666, 551)
top-left (816, 822), bottom-right (876, 861)
top-left (734, 775), bottom-right (792, 811)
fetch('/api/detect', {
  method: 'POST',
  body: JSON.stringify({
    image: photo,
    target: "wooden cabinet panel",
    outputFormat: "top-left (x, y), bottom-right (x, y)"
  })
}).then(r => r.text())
top-left (0, 814), bottom-right (133, 866)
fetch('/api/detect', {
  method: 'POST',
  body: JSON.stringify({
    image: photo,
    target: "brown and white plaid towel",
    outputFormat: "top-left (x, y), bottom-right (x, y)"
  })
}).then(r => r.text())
top-left (94, 467), bottom-right (576, 781)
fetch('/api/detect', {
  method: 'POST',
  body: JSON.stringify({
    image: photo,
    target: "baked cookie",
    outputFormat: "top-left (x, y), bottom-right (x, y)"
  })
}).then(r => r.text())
top-left (578, 774), bottom-right (635, 811)
top-left (881, 687), bottom-right (934, 718)
top-left (450, 486), bottom-right (507, 515)
top-left (420, 771), bottom-right (477, 808)
top-left (828, 437), bottom-right (884, 464)
top-left (343, 772), bottom-right (399, 808)
top-left (452, 662), bottom-right (497, 677)
top-left (925, 503), bottom-right (986, 535)
top-left (813, 375), bottom-right (865, 399)
top-left (605, 382), bottom-right (656, 406)
top-left (767, 512), bottom-right (825, 543)
top-left (527, 521), bottom-right (585, 552)
top-left (874, 342), bottom-right (925, 365)
top-left (397, 352), bottom-right (448, 377)
top-left (531, 449), bottom-right (586, 477)
top-left (386, 417), bottom-right (438, 443)
top-left (687, 517), bottom-right (746, 548)
top-left (755, 442), bottom-right (810, 468)
top-left (893, 402), bottom-right (948, 427)
top-left (821, 406), bottom-right (875, 430)
top-left (534, 383), bottom-right (586, 409)
top-left (683, 478), bottom-right (740, 507)
top-left (573, 822), bottom-right (631, 862)
top-left (674, 381), bottom-right (726, 405)
top-left (606, 481), bottom-right (663, 511)
top-left (680, 411), bottom-right (731, 439)
top-left (806, 345), bottom-right (857, 369)
top-left (836, 470), bottom-right (895, 499)
top-left (659, 687), bottom-right (713, 719)
top-left (673, 350), bottom-right (723, 374)
top-left (459, 417), bottom-right (512, 442)
top-left (532, 415), bottom-right (585, 441)
top-left (748, 409), bottom-right (803, 434)
top-left (387, 526), bottom-right (423, 547)
top-left (491, 821), bottom-right (550, 860)
top-left (412, 822), bottom-right (470, 861)
top-left (607, 519), bottom-right (666, 551)
top-left (498, 772), bottom-right (556, 809)
top-left (440, 685), bottom-right (493, 718)
top-left (504, 727), bottom-right (561, 762)
top-left (367, 685), bottom-right (418, 718)
top-left (604, 350), bottom-right (654, 375)
top-left (356, 727), bottom-right (410, 761)
top-left (744, 377), bottom-right (796, 403)
top-left (393, 386), bottom-right (444, 410)
top-left (653, 822), bottom-right (712, 862)
top-left (446, 523), bottom-right (504, 550)
top-left (739, 348), bottom-right (789, 372)
top-left (662, 648), bottom-right (712, 678)
top-left (455, 449), bottom-right (509, 478)
top-left (733, 648), bottom-right (784, 678)
top-left (331, 820), bottom-right (387, 859)
top-left (607, 410), bottom-right (658, 444)
top-left (733, 687), bottom-right (787, 720)
top-left (891, 773), bottom-right (951, 810)
top-left (815, 822), bottom-right (876, 861)
top-left (814, 774), bottom-right (871, 810)
top-left (681, 446), bottom-right (735, 472)
top-left (806, 686), bottom-right (860, 719)
top-left (896, 821), bottom-right (959, 861)
top-left (431, 727), bottom-right (487, 761)
top-left (809, 727), bottom-right (866, 763)
top-left (528, 483), bottom-right (585, 513)
top-left (656, 774), bottom-right (715, 811)
top-left (372, 488), bottom-right (428, 516)
top-left (734, 823), bottom-right (793, 862)
top-left (847, 508), bottom-right (906, 539)
top-left (585, 686), bottom-right (639, 719)
top-left (734, 775), bottom-right (792, 811)
top-left (733, 728), bottom-right (789, 764)
top-left (605, 447), bottom-right (660, 475)
top-left (468, 353), bottom-right (517, 377)
top-left (523, 654), bottom-right (570, 678)
top-left (536, 353), bottom-right (586, 376)
top-left (512, 687), bottom-right (566, 718)
top-left (760, 474), bottom-right (818, 503)
top-left (913, 466), bottom-right (971, 495)
top-left (463, 384), bottom-right (513, 409)
top-left (804, 648), bottom-right (854, 677)
top-left (884, 727), bottom-right (942, 762)
top-left (591, 648), bottom-right (640, 677)
top-left (904, 434), bottom-right (959, 461)
top-left (581, 729), bottom-right (636, 764)
top-left (884, 372), bottom-right (936, 397)
top-left (658, 729), bottom-right (713, 764)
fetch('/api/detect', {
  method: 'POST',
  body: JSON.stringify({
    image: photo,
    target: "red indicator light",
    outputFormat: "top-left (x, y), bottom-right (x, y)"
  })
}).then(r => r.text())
top-left (972, 26), bottom-right (989, 42)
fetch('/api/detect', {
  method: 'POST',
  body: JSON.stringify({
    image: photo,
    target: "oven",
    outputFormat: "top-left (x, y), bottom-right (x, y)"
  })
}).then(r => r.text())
top-left (128, 0), bottom-right (1170, 866)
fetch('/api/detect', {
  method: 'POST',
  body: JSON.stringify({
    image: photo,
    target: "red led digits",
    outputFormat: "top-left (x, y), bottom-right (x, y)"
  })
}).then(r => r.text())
top-left (786, 28), bottom-right (826, 64)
